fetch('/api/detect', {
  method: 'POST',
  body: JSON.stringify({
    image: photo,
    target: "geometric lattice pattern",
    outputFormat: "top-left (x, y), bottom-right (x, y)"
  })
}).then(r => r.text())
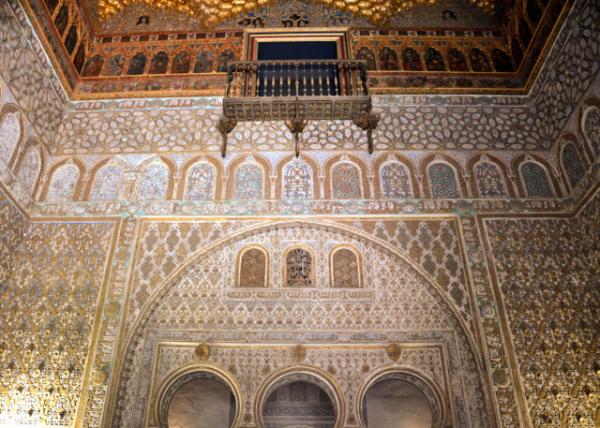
top-left (115, 221), bottom-right (490, 427)
top-left (486, 197), bottom-right (600, 428)
top-left (0, 221), bottom-right (114, 426)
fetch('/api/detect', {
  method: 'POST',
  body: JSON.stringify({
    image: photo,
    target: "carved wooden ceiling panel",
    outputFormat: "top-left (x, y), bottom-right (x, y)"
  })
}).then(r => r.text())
top-left (21, 0), bottom-right (574, 97)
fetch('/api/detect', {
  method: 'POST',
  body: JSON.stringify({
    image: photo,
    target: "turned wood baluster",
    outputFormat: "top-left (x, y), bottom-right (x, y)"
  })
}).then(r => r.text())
top-left (333, 63), bottom-right (340, 96)
top-left (286, 62), bottom-right (291, 96)
top-left (325, 62), bottom-right (331, 96)
top-left (269, 62), bottom-right (274, 96)
top-left (317, 62), bottom-right (323, 95)
top-left (302, 63), bottom-right (307, 96)
top-left (360, 62), bottom-right (368, 95)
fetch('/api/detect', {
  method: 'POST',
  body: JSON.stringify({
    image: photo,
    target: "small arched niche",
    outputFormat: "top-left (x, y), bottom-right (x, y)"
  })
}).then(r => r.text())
top-left (260, 371), bottom-right (340, 428)
top-left (160, 370), bottom-right (239, 428)
top-left (237, 246), bottom-right (269, 288)
top-left (359, 371), bottom-right (444, 428)
top-left (283, 245), bottom-right (316, 288)
top-left (330, 246), bottom-right (362, 289)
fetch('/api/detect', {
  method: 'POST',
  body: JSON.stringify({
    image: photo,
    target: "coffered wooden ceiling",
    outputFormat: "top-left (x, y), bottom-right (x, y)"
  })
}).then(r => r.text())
top-left (25, 0), bottom-right (571, 98)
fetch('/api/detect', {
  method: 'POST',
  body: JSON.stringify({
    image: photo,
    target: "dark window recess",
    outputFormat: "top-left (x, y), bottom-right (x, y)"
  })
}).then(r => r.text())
top-left (45, 0), bottom-right (59, 14)
top-left (527, 0), bottom-right (543, 25)
top-left (54, 6), bottom-right (68, 36)
top-left (519, 18), bottom-right (532, 47)
top-left (149, 51), bottom-right (169, 74)
top-left (73, 44), bottom-right (86, 73)
top-left (511, 39), bottom-right (524, 67)
top-left (82, 54), bottom-right (104, 77)
top-left (127, 53), bottom-right (147, 75)
top-left (256, 41), bottom-right (339, 96)
top-left (492, 49), bottom-right (514, 72)
top-left (65, 25), bottom-right (78, 54)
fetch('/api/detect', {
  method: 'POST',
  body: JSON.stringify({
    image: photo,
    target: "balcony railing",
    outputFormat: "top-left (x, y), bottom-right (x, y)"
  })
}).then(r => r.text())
top-left (219, 59), bottom-right (379, 157)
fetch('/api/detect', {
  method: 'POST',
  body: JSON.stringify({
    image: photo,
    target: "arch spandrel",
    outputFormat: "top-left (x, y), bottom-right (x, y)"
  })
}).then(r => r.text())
top-left (112, 220), bottom-right (491, 428)
top-left (127, 218), bottom-right (474, 339)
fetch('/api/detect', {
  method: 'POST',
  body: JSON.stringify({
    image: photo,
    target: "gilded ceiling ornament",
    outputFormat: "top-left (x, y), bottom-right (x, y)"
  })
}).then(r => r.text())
top-left (98, 0), bottom-right (495, 27)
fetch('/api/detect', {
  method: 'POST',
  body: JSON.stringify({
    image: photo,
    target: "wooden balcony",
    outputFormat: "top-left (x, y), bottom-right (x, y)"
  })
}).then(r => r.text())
top-left (219, 59), bottom-right (379, 157)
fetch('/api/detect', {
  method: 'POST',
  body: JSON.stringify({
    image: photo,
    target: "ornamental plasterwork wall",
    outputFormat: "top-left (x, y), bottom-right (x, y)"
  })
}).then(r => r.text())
top-left (112, 221), bottom-right (492, 427)
top-left (0, 0), bottom-right (67, 147)
top-left (0, 190), bottom-right (28, 285)
top-left (0, 78), bottom-right (53, 210)
top-left (0, 0), bottom-right (599, 427)
top-left (0, 220), bottom-right (117, 427)
top-left (484, 193), bottom-right (600, 428)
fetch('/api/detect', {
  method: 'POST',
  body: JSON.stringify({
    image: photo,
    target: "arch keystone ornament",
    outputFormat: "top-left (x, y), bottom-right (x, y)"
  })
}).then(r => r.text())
top-left (385, 343), bottom-right (402, 361)
top-left (92, 368), bottom-right (107, 386)
top-left (291, 344), bottom-right (307, 363)
top-left (194, 343), bottom-right (211, 361)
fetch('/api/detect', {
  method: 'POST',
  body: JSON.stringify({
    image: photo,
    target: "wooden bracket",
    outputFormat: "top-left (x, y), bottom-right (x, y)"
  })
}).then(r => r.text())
top-left (217, 117), bottom-right (237, 158)
top-left (353, 112), bottom-right (380, 154)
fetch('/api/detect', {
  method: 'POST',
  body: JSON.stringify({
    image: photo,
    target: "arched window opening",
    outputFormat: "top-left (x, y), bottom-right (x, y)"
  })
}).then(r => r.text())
top-left (402, 47), bottom-right (422, 71)
top-left (520, 162), bottom-right (554, 197)
top-left (331, 162), bottom-right (362, 199)
top-left (104, 54), bottom-right (125, 76)
top-left (447, 48), bottom-right (468, 72)
top-left (90, 164), bottom-right (123, 201)
top-left (185, 162), bottom-right (215, 200)
top-left (17, 145), bottom-right (42, 196)
top-left (583, 107), bottom-right (600, 156)
top-left (284, 247), bottom-right (314, 288)
top-left (82, 54), bottom-right (105, 77)
top-left (262, 378), bottom-right (336, 428)
top-left (330, 247), bottom-right (361, 288)
top-left (379, 47), bottom-right (399, 70)
top-left (356, 47), bottom-right (377, 70)
top-left (425, 47), bottom-right (445, 71)
top-left (283, 159), bottom-right (312, 199)
top-left (469, 48), bottom-right (491, 72)
top-left (138, 162), bottom-right (169, 200)
top-left (428, 162), bottom-right (460, 199)
top-left (162, 372), bottom-right (237, 428)
top-left (237, 247), bottom-right (268, 288)
top-left (127, 53), bottom-right (147, 75)
top-left (381, 162), bottom-right (412, 198)
top-left (47, 164), bottom-right (79, 202)
top-left (492, 48), bottom-right (513, 72)
top-left (235, 162), bottom-right (264, 200)
top-left (149, 51), bottom-right (169, 74)
top-left (362, 378), bottom-right (434, 428)
top-left (172, 51), bottom-right (191, 74)
top-left (474, 161), bottom-right (508, 198)
top-left (194, 51), bottom-right (214, 73)
top-left (217, 49), bottom-right (237, 72)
